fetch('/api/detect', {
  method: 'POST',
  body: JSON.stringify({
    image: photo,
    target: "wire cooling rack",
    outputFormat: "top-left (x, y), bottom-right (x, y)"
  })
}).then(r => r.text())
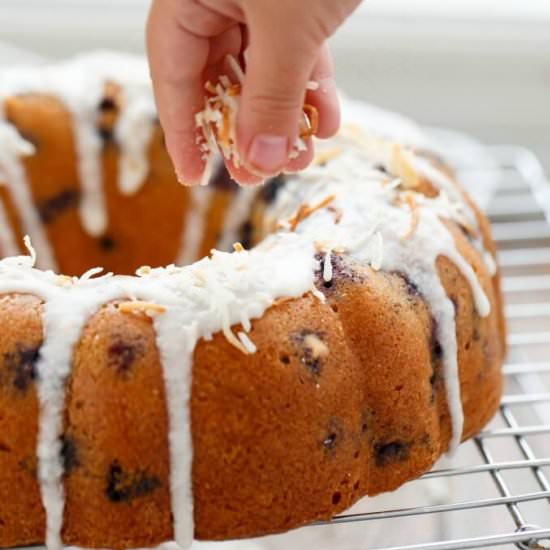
top-left (306, 147), bottom-right (550, 550)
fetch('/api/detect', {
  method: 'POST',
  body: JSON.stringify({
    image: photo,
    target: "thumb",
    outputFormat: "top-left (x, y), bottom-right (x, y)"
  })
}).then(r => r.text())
top-left (237, 2), bottom-right (321, 177)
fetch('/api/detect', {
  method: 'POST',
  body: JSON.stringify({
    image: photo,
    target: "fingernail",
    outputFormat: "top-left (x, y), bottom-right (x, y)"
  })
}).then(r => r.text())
top-left (175, 170), bottom-right (198, 187)
top-left (247, 134), bottom-right (288, 175)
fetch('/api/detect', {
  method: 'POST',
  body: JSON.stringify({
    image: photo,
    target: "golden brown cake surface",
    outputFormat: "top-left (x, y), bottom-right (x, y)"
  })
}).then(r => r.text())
top-left (0, 53), bottom-right (505, 548)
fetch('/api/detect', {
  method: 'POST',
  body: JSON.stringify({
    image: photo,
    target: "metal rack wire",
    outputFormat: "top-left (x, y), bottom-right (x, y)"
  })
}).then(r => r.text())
top-left (313, 147), bottom-right (550, 549)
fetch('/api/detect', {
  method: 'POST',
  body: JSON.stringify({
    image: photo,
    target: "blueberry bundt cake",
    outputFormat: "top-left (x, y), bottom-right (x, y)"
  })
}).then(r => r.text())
top-left (0, 52), bottom-right (505, 549)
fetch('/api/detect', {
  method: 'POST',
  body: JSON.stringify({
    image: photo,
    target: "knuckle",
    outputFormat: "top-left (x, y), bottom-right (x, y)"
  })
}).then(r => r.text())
top-left (247, 91), bottom-right (302, 120)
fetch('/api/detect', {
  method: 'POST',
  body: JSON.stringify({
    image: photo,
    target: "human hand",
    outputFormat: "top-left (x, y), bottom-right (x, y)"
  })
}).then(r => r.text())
top-left (146, 0), bottom-right (360, 185)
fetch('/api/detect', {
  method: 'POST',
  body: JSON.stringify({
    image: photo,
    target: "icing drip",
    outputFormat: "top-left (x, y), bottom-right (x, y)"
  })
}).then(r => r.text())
top-left (177, 186), bottom-right (214, 265)
top-left (0, 53), bottom-right (158, 249)
top-left (0, 112), bottom-right (57, 269)
top-left (68, 103), bottom-right (107, 236)
top-left (0, 230), bottom-right (317, 549)
top-left (116, 95), bottom-right (156, 196)
top-left (154, 316), bottom-right (196, 549)
top-left (37, 287), bottom-right (111, 550)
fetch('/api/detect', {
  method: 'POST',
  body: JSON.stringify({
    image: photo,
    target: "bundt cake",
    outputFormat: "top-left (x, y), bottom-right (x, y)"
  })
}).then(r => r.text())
top-left (0, 52), bottom-right (505, 549)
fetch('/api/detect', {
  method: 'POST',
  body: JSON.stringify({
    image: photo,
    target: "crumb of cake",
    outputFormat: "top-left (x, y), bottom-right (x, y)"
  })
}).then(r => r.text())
top-left (303, 333), bottom-right (329, 359)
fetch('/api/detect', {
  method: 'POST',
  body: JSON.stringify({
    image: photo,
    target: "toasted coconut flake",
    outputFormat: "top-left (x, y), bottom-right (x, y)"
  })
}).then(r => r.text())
top-left (391, 146), bottom-right (420, 189)
top-left (299, 104), bottom-right (319, 139)
top-left (23, 235), bottom-right (37, 267)
top-left (401, 192), bottom-right (420, 241)
top-left (119, 300), bottom-right (166, 317)
top-left (226, 54), bottom-right (245, 83)
top-left (136, 265), bottom-right (152, 277)
top-left (227, 83), bottom-right (241, 97)
top-left (195, 63), bottom-right (321, 182)
top-left (233, 242), bottom-right (245, 253)
top-left (285, 194), bottom-right (336, 231)
top-left (204, 81), bottom-right (217, 95)
top-left (219, 105), bottom-right (231, 149)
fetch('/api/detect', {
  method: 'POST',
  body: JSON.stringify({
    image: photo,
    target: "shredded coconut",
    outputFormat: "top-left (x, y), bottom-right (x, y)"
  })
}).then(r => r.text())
top-left (23, 235), bottom-right (37, 267)
top-left (237, 331), bottom-right (257, 354)
top-left (323, 249), bottom-right (333, 283)
top-left (194, 55), bottom-right (321, 183)
top-left (401, 192), bottom-right (420, 241)
top-left (284, 194), bottom-right (336, 231)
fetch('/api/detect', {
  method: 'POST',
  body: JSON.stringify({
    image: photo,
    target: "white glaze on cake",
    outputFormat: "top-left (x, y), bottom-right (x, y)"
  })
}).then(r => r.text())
top-left (0, 107), bottom-right (57, 269)
top-left (0, 52), bottom-right (155, 239)
top-left (0, 52), bottom-right (499, 549)
top-left (115, 94), bottom-right (156, 196)
top-left (0, 232), bottom-right (318, 550)
top-left (265, 136), bottom-right (492, 451)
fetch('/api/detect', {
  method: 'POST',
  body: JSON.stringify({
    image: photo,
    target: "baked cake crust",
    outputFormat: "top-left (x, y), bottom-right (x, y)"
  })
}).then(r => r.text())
top-left (0, 53), bottom-right (505, 548)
